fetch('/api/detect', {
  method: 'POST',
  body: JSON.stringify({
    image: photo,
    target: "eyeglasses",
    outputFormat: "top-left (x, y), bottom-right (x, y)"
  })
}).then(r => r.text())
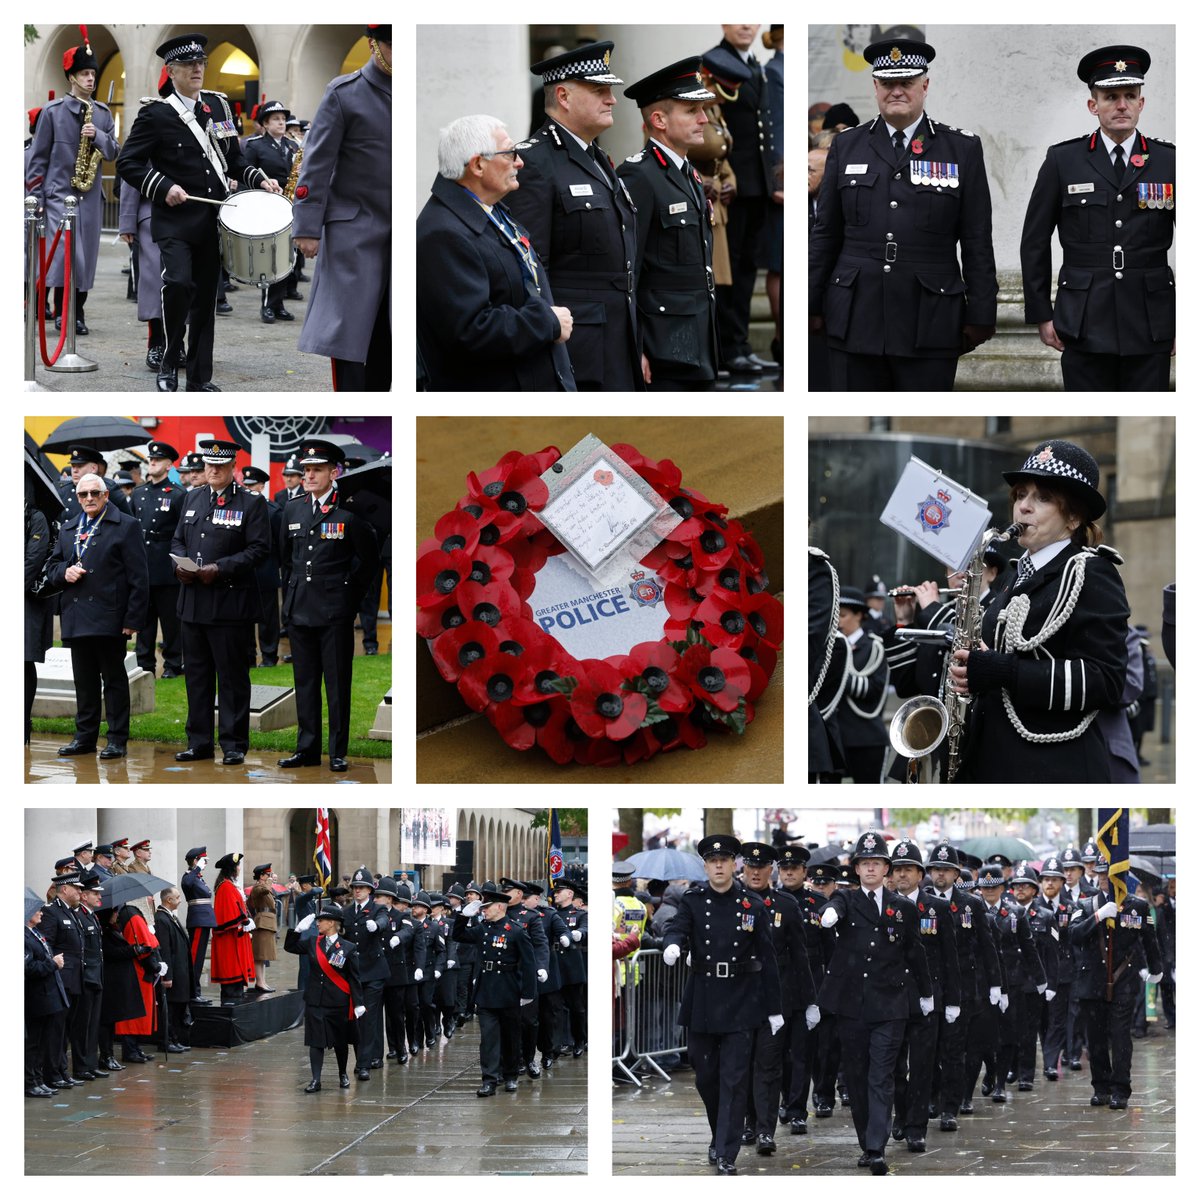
top-left (76, 490), bottom-right (104, 499)
top-left (479, 148), bottom-right (521, 161)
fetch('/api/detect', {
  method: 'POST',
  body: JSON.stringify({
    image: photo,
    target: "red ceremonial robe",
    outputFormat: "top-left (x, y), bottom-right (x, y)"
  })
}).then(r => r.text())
top-left (114, 909), bottom-right (160, 1036)
top-left (211, 877), bottom-right (255, 984)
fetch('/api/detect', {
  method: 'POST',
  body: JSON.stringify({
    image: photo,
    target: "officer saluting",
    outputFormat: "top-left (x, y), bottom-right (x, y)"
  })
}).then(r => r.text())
top-left (809, 39), bottom-right (998, 391)
top-left (1020, 46), bottom-right (1175, 390)
top-left (130, 441), bottom-right (186, 677)
top-left (662, 834), bottom-right (782, 1176)
top-left (506, 41), bottom-right (643, 391)
top-left (277, 439), bottom-right (379, 773)
top-left (617, 59), bottom-right (719, 389)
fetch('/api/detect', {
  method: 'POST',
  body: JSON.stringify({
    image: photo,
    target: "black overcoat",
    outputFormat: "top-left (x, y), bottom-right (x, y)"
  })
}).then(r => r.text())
top-left (25, 925), bottom-right (69, 1017)
top-left (452, 913), bottom-right (537, 1008)
top-left (25, 506), bottom-right (54, 662)
top-left (1070, 892), bottom-right (1162, 1001)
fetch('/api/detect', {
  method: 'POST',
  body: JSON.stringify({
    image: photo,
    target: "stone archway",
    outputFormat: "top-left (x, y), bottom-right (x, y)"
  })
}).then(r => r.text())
top-left (287, 807), bottom-right (338, 884)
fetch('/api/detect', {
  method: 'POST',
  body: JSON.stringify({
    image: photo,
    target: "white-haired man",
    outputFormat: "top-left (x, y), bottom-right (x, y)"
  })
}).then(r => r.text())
top-left (417, 114), bottom-right (576, 391)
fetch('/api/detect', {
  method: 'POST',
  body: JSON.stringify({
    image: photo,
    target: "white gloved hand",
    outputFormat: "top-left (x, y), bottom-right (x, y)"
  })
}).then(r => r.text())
top-left (1172, 967), bottom-right (1176, 982)
top-left (354, 1005), bottom-right (366, 1018)
top-left (537, 968), bottom-right (548, 983)
top-left (571, 929), bottom-right (582, 942)
top-left (414, 968), bottom-right (424, 982)
top-left (447, 960), bottom-right (456, 969)
top-left (686, 951), bottom-right (692, 967)
top-left (1096, 900), bottom-right (1119, 922)
top-left (945, 1005), bottom-right (961, 1024)
top-left (434, 969), bottom-right (442, 979)
top-left (365, 919), bottom-right (378, 933)
top-left (1139, 967), bottom-right (1149, 982)
top-left (1045, 989), bottom-right (1056, 1002)
top-left (243, 919), bottom-right (255, 932)
top-left (919, 995), bottom-right (935, 1017)
top-left (805, 1005), bottom-right (821, 1031)
top-left (998, 993), bottom-right (1010, 1013)
top-left (988, 986), bottom-right (1001, 1006)
top-left (297, 914), bottom-right (315, 931)
top-left (158, 961), bottom-right (169, 977)
top-left (389, 935), bottom-right (400, 949)
top-left (662, 944), bottom-right (680, 967)
top-left (1148, 972), bottom-right (1163, 984)
top-left (559, 934), bottom-right (570, 948)
top-left (767, 1013), bottom-right (785, 1036)
top-left (1036, 982), bottom-right (1047, 995)
top-left (820, 907), bottom-right (839, 929)
top-left (462, 900), bottom-right (482, 917)
top-left (520, 997), bottom-right (533, 1006)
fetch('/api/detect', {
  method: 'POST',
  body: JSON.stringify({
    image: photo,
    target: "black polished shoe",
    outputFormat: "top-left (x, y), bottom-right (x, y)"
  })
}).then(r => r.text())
top-left (409, 1044), bottom-right (421, 1055)
top-left (221, 751), bottom-right (245, 765)
top-left (1006, 1070), bottom-right (1016, 1083)
top-left (285, 289), bottom-right (303, 301)
top-left (156, 364), bottom-right (178, 392)
top-left (857, 1152), bottom-right (872, 1168)
top-left (261, 306), bottom-right (275, 324)
top-left (707, 1145), bottom-right (718, 1165)
top-left (339, 1073), bottom-right (351, 1088)
top-left (891, 1123), bottom-right (904, 1142)
top-left (304, 1079), bottom-right (321, 1093)
top-left (216, 300), bottom-right (233, 314)
top-left (191, 997), bottom-right (212, 1005)
top-left (814, 1100), bottom-right (834, 1117)
top-left (186, 382), bottom-right (222, 391)
top-left (1109, 1096), bottom-right (1128, 1109)
top-left (477, 1083), bottom-right (496, 1097)
top-left (386, 1050), bottom-right (397, 1060)
top-left (99, 744), bottom-right (126, 759)
top-left (1069, 1059), bottom-right (1083, 1071)
top-left (166, 1043), bottom-right (188, 1054)
top-left (716, 1159), bottom-right (738, 1176)
top-left (368, 1059), bottom-right (382, 1069)
top-left (572, 1045), bottom-right (585, 1058)
top-left (1018, 1081), bottom-right (1034, 1091)
top-left (162, 667), bottom-right (182, 678)
top-left (50, 1078), bottom-right (78, 1088)
top-left (867, 1153), bottom-right (889, 1175)
top-left (75, 1070), bottom-right (97, 1080)
top-left (906, 1136), bottom-right (926, 1153)
top-left (747, 352), bottom-right (778, 371)
top-left (103, 1057), bottom-right (124, 1071)
top-left (981, 1075), bottom-right (994, 1096)
top-left (58, 741), bottom-right (97, 756)
top-left (278, 753), bottom-right (320, 768)
top-left (789, 1117), bottom-right (807, 1134)
top-left (76, 319), bottom-right (89, 335)
top-left (175, 747), bottom-right (213, 762)
top-left (397, 1052), bottom-right (409, 1064)
top-left (426, 1037), bottom-right (437, 1048)
top-left (526, 1062), bottom-right (541, 1079)
top-left (146, 345), bottom-right (165, 371)
top-left (272, 306), bottom-right (295, 321)
top-left (940, 1113), bottom-right (959, 1131)
top-left (1091, 1093), bottom-right (1111, 1106)
top-left (740, 1129), bottom-right (756, 1146)
top-left (960, 1100), bottom-right (974, 1114)
top-left (992, 1090), bottom-right (1008, 1103)
top-left (504, 1079), bottom-right (519, 1092)
top-left (27, 1086), bottom-right (53, 1097)
top-left (330, 757), bottom-right (349, 772)
top-left (726, 354), bottom-right (764, 374)
top-left (91, 1067), bottom-right (110, 1078)
top-left (756, 1133), bottom-right (776, 1155)
top-left (355, 1068), bottom-right (369, 1081)
top-left (1044, 1068), bottom-right (1059, 1080)
top-left (296, 272), bottom-right (310, 283)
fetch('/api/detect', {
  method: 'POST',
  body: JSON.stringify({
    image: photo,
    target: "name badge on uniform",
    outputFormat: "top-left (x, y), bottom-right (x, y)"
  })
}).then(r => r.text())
top-left (289, 522), bottom-right (302, 530)
top-left (845, 163), bottom-right (868, 174)
top-left (1068, 182), bottom-right (1095, 194)
top-left (185, 510), bottom-right (196, 517)
top-left (569, 183), bottom-right (594, 196)
top-left (668, 201), bottom-right (688, 214)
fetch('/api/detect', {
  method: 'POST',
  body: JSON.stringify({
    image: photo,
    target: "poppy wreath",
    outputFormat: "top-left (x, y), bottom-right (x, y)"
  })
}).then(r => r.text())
top-left (417, 442), bottom-right (783, 765)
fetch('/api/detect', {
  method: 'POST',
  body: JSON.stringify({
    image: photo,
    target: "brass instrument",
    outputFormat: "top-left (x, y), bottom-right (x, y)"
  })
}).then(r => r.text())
top-left (283, 144), bottom-right (303, 201)
top-left (888, 521), bottom-right (1024, 782)
top-left (71, 96), bottom-right (103, 193)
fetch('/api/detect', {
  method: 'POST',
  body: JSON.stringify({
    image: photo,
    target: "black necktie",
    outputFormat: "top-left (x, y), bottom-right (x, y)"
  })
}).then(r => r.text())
top-left (1112, 143), bottom-right (1125, 182)
top-left (893, 129), bottom-right (906, 161)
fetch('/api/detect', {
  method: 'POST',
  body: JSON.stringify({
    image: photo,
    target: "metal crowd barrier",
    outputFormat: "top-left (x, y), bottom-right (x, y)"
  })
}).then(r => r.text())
top-left (613, 948), bottom-right (688, 1087)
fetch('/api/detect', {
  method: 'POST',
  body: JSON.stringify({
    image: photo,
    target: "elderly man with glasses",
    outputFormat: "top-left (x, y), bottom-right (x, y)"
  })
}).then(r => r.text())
top-left (417, 113), bottom-right (577, 391)
top-left (44, 472), bottom-right (149, 759)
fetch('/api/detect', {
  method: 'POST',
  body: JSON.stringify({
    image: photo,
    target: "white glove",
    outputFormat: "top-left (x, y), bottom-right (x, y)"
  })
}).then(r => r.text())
top-left (662, 944), bottom-right (680, 967)
top-left (805, 1005), bottom-right (821, 1031)
top-left (354, 1005), bottom-right (366, 1018)
top-left (988, 986), bottom-right (1001, 1006)
top-left (1148, 972), bottom-right (1163, 985)
top-left (365, 918), bottom-right (378, 933)
top-left (820, 907), bottom-right (839, 928)
top-left (919, 995), bottom-right (935, 1017)
top-left (1096, 900), bottom-right (1119, 922)
top-left (158, 961), bottom-right (169, 977)
top-left (297, 914), bottom-right (315, 931)
top-left (1139, 967), bottom-right (1149, 981)
top-left (685, 951), bottom-right (692, 967)
top-left (1172, 967), bottom-right (1176, 982)
top-left (520, 997), bottom-right (533, 1006)
top-left (945, 1005), bottom-right (960, 1024)
top-left (559, 934), bottom-right (570, 948)
top-left (462, 900), bottom-right (482, 917)
top-left (1045, 989), bottom-right (1057, 1002)
top-left (1036, 982), bottom-right (1047, 995)
top-left (243, 919), bottom-right (255, 932)
top-left (414, 968), bottom-right (424, 982)
top-left (998, 993), bottom-right (1009, 1013)
top-left (389, 935), bottom-right (400, 949)
top-left (768, 1013), bottom-right (785, 1036)
top-left (447, 960), bottom-right (456, 969)
top-left (571, 929), bottom-right (582, 942)
top-left (434, 969), bottom-right (442, 979)
top-left (537, 968), bottom-right (548, 983)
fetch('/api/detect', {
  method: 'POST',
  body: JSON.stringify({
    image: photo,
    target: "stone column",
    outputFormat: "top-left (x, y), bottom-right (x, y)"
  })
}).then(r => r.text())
top-left (25, 808), bottom-right (99, 895)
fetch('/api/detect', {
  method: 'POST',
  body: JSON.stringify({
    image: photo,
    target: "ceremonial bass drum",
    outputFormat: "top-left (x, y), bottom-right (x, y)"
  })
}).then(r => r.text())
top-left (218, 191), bottom-right (295, 285)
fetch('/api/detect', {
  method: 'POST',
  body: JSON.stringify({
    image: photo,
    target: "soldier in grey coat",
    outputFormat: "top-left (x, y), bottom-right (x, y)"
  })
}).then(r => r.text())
top-left (25, 30), bottom-right (119, 335)
top-left (118, 174), bottom-right (165, 371)
top-left (293, 25), bottom-right (391, 391)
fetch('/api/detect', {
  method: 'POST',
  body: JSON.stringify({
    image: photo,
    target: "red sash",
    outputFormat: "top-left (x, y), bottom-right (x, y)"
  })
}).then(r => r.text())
top-left (315, 937), bottom-right (354, 1018)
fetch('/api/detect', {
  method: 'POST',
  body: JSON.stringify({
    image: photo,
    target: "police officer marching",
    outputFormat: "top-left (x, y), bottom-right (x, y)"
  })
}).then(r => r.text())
top-left (130, 441), bottom-right (186, 677)
top-left (809, 39), bottom-right (998, 391)
top-left (1021, 46), bottom-right (1175, 390)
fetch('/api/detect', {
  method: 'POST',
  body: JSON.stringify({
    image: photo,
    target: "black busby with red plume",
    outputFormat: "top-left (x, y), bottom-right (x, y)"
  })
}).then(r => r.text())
top-left (63, 25), bottom-right (100, 78)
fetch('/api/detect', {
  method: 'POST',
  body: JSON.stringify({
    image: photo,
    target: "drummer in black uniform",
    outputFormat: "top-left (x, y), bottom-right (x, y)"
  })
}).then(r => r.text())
top-left (507, 41), bottom-right (643, 391)
top-left (241, 100), bottom-right (300, 324)
top-left (116, 33), bottom-right (281, 392)
top-left (278, 439), bottom-right (379, 773)
top-left (130, 441), bottom-right (186, 677)
top-left (617, 58), bottom-right (719, 390)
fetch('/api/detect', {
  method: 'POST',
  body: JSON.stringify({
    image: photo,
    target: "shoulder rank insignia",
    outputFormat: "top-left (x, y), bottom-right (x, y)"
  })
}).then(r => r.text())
top-left (1148, 135), bottom-right (1175, 147)
top-left (651, 145), bottom-right (670, 169)
top-left (547, 123), bottom-right (562, 148)
top-left (515, 139), bottom-right (536, 150)
top-left (624, 150), bottom-right (644, 163)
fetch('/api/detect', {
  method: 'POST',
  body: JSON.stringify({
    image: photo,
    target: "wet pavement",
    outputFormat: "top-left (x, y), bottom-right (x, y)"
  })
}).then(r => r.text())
top-left (613, 1027), bottom-right (1174, 1175)
top-left (25, 1002), bottom-right (587, 1175)
top-left (24, 739), bottom-right (391, 785)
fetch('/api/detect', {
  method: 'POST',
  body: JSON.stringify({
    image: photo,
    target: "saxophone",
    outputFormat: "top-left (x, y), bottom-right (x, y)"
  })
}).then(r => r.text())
top-left (888, 521), bottom-right (1024, 781)
top-left (283, 144), bottom-right (304, 201)
top-left (70, 96), bottom-right (103, 193)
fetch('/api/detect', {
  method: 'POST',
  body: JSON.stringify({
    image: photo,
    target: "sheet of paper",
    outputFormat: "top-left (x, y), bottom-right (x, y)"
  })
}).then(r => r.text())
top-left (169, 554), bottom-right (201, 572)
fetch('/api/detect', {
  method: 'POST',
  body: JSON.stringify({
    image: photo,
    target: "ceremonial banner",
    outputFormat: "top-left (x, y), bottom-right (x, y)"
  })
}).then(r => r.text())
top-left (313, 808), bottom-right (332, 889)
top-left (1096, 808), bottom-right (1131, 908)
top-left (546, 808), bottom-right (564, 885)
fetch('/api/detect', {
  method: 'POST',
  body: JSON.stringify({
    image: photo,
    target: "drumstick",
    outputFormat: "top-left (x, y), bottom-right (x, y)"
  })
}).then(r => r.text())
top-left (184, 194), bottom-right (225, 206)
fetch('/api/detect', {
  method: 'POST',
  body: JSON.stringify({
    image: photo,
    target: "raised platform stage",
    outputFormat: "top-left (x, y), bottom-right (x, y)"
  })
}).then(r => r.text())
top-left (188, 988), bottom-right (304, 1047)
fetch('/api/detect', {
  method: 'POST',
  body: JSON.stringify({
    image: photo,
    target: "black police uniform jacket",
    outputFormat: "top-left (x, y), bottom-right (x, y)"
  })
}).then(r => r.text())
top-left (46, 503), bottom-right (149, 641)
top-left (616, 141), bottom-right (718, 381)
top-left (753, 886), bottom-right (817, 1014)
top-left (452, 912), bottom-right (538, 1008)
top-left (131, 476), bottom-right (188, 587)
top-left (77, 905), bottom-right (104, 991)
top-left (182, 867), bottom-right (216, 929)
top-left (26, 925), bottom-right (69, 1016)
top-left (1040, 892), bottom-right (1076, 987)
top-left (1020, 128), bottom-right (1175, 354)
top-left (39, 897), bottom-right (85, 995)
top-left (505, 120), bottom-right (643, 390)
top-left (58, 477), bottom-right (132, 522)
top-left (280, 487), bottom-right (379, 627)
top-left (339, 898), bottom-right (392, 984)
top-left (284, 926), bottom-right (365, 1046)
top-left (532, 904), bottom-right (571, 992)
top-left (710, 37), bottom-right (773, 198)
top-left (1069, 891), bottom-right (1162, 1000)
top-left (981, 899), bottom-right (1046, 993)
top-left (242, 132), bottom-right (300, 188)
top-left (810, 114), bottom-right (998, 359)
top-left (416, 173), bottom-right (576, 391)
top-left (556, 904), bottom-right (588, 985)
top-left (117, 89), bottom-right (268, 244)
top-left (925, 884), bottom-right (1002, 1006)
top-left (511, 903), bottom-right (550, 977)
top-left (960, 542), bottom-right (1130, 783)
top-left (251, 492), bottom-right (282, 598)
top-left (663, 879), bottom-right (782, 1033)
top-left (836, 629), bottom-right (889, 750)
top-left (817, 887), bottom-right (932, 1023)
top-left (902, 890), bottom-right (961, 1013)
top-left (783, 884), bottom-right (830, 985)
top-left (380, 907), bottom-right (417, 986)
top-left (171, 481), bottom-right (270, 625)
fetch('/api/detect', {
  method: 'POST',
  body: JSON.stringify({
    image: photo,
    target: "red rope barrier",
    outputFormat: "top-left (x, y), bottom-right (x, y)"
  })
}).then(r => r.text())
top-left (36, 223), bottom-right (71, 366)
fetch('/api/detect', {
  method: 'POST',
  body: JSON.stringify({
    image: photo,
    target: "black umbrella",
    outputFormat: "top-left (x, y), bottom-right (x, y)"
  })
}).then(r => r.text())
top-left (25, 431), bottom-right (66, 519)
top-left (338, 458), bottom-right (391, 536)
top-left (42, 415), bottom-right (150, 453)
top-left (98, 872), bottom-right (174, 909)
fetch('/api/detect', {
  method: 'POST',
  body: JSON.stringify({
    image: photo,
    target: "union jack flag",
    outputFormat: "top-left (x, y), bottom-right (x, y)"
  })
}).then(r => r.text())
top-left (314, 809), bottom-right (332, 889)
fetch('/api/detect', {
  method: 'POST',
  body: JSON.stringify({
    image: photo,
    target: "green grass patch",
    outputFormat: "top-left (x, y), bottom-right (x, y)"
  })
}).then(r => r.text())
top-left (32, 652), bottom-right (392, 758)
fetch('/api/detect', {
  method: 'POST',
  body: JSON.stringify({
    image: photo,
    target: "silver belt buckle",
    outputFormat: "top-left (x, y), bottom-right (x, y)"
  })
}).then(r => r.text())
top-left (885, 242), bottom-right (898, 263)
top-left (716, 961), bottom-right (730, 978)
top-left (1112, 246), bottom-right (1124, 270)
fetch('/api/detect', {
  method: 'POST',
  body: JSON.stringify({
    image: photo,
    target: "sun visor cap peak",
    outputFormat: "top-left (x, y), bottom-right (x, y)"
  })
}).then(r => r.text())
top-left (533, 40), bottom-right (623, 86)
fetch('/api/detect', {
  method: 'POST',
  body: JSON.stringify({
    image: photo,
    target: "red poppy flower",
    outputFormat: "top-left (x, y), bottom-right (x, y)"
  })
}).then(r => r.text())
top-left (458, 648), bottom-right (526, 713)
top-left (742, 899), bottom-right (751, 909)
top-left (428, 619), bottom-right (500, 684)
top-left (676, 644), bottom-right (750, 713)
top-left (416, 547), bottom-right (473, 608)
top-left (918, 903), bottom-right (925, 912)
top-left (452, 578), bottom-right (524, 628)
top-left (466, 454), bottom-right (549, 527)
top-left (490, 694), bottom-right (573, 758)
top-left (951, 903), bottom-right (958, 912)
top-left (618, 641), bottom-right (693, 713)
top-left (217, 496), bottom-right (226, 507)
top-left (418, 509), bottom-right (481, 560)
top-left (740, 643), bottom-right (778, 702)
top-left (465, 543), bottom-right (516, 589)
top-left (886, 908), bottom-right (895, 917)
top-left (911, 137), bottom-right (924, 155)
top-left (415, 593), bottom-right (468, 640)
top-left (1131, 153), bottom-right (1145, 167)
top-left (455, 497), bottom-right (524, 546)
top-left (511, 637), bottom-right (577, 704)
top-left (690, 523), bottom-right (738, 571)
top-left (593, 469), bottom-right (614, 486)
top-left (695, 592), bottom-right (760, 650)
top-left (568, 659), bottom-right (646, 740)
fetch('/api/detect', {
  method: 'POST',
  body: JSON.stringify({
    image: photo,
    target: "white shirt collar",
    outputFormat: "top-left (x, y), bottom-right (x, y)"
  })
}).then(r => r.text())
top-left (1099, 127), bottom-right (1135, 158)
top-left (884, 114), bottom-right (925, 145)
top-left (1029, 537), bottom-right (1072, 573)
top-left (557, 122), bottom-right (592, 152)
top-left (649, 137), bottom-right (686, 171)
top-left (313, 486), bottom-right (335, 507)
top-left (861, 886), bottom-right (879, 902)
top-left (846, 626), bottom-right (864, 646)
top-left (735, 46), bottom-right (753, 64)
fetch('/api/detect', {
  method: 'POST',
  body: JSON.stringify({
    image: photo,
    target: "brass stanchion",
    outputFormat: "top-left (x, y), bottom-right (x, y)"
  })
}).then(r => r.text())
top-left (46, 195), bottom-right (98, 374)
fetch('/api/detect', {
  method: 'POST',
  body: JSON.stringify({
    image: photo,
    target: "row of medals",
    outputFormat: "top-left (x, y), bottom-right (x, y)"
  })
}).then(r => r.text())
top-left (1138, 182), bottom-right (1174, 210)
top-left (909, 161), bottom-right (959, 188)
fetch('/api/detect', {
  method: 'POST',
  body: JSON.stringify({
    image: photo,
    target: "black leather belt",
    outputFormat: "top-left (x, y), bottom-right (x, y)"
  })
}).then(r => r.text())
top-left (482, 961), bottom-right (516, 973)
top-left (1061, 248), bottom-right (1169, 270)
top-left (693, 959), bottom-right (762, 978)
top-left (840, 242), bottom-right (961, 266)
top-left (641, 266), bottom-right (716, 294)
top-left (552, 269), bottom-right (634, 295)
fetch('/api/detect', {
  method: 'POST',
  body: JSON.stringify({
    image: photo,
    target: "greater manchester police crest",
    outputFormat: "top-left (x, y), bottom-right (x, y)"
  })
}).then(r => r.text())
top-left (628, 570), bottom-right (664, 608)
top-left (916, 490), bottom-right (952, 534)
